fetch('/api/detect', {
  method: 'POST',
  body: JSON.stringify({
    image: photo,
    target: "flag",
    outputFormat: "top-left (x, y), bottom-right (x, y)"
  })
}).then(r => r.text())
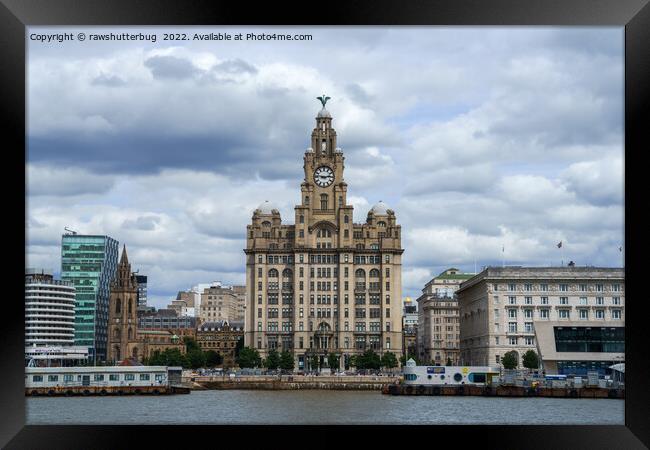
top-left (557, 241), bottom-right (562, 248)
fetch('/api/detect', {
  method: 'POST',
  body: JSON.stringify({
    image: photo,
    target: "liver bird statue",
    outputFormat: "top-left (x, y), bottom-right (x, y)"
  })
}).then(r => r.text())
top-left (317, 94), bottom-right (331, 108)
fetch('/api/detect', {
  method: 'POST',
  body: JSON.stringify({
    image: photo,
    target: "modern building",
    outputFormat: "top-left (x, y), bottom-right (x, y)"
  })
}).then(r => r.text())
top-left (168, 289), bottom-right (199, 317)
top-left (107, 246), bottom-right (184, 363)
top-left (196, 320), bottom-right (244, 368)
top-left (135, 275), bottom-right (148, 309)
top-left (25, 268), bottom-right (76, 347)
top-left (534, 321), bottom-right (624, 376)
top-left (199, 283), bottom-right (246, 324)
top-left (456, 266), bottom-right (624, 368)
top-left (416, 268), bottom-right (475, 365)
top-left (244, 99), bottom-right (404, 371)
top-left (61, 233), bottom-right (119, 363)
top-left (402, 297), bottom-right (418, 359)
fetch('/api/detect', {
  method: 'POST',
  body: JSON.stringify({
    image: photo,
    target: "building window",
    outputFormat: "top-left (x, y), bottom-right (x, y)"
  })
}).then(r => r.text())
top-left (558, 309), bottom-right (570, 319)
top-left (559, 297), bottom-right (568, 305)
top-left (495, 336), bottom-right (500, 344)
top-left (525, 337), bottom-right (534, 346)
top-left (508, 337), bottom-right (517, 345)
top-left (508, 322), bottom-right (517, 332)
top-left (579, 297), bottom-right (587, 305)
top-left (580, 284), bottom-right (588, 292)
top-left (508, 309), bottom-right (517, 319)
top-left (320, 194), bottom-right (328, 210)
top-left (508, 284), bottom-right (516, 291)
top-left (612, 309), bottom-right (622, 320)
top-left (595, 309), bottom-right (605, 319)
top-left (299, 215), bottom-right (304, 224)
top-left (596, 284), bottom-right (603, 292)
top-left (508, 296), bottom-right (516, 305)
top-left (524, 284), bottom-right (532, 292)
top-left (596, 297), bottom-right (604, 305)
top-left (524, 322), bottom-right (533, 333)
top-left (541, 296), bottom-right (548, 305)
top-left (612, 296), bottom-right (621, 305)
top-left (540, 284), bottom-right (548, 292)
top-left (612, 284), bottom-right (621, 292)
top-left (540, 309), bottom-right (549, 319)
top-left (524, 309), bottom-right (533, 319)
top-left (493, 296), bottom-right (499, 304)
top-left (579, 309), bottom-right (588, 320)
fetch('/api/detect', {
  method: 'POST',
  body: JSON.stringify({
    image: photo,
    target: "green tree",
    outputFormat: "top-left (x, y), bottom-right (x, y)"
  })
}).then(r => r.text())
top-left (264, 349), bottom-right (280, 370)
top-left (183, 337), bottom-right (200, 352)
top-left (279, 351), bottom-right (295, 371)
top-left (327, 352), bottom-right (340, 371)
top-left (237, 347), bottom-right (262, 368)
top-left (346, 355), bottom-right (354, 370)
top-left (381, 351), bottom-right (398, 369)
top-left (205, 350), bottom-right (223, 368)
top-left (522, 350), bottom-right (539, 370)
top-left (186, 349), bottom-right (207, 369)
top-left (446, 357), bottom-right (453, 366)
top-left (360, 349), bottom-right (381, 370)
top-left (502, 351), bottom-right (518, 370)
top-left (309, 354), bottom-right (320, 371)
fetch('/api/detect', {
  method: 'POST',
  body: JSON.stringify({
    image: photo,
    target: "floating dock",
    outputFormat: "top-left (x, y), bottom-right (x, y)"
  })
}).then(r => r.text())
top-left (382, 384), bottom-right (624, 399)
top-left (26, 385), bottom-right (190, 396)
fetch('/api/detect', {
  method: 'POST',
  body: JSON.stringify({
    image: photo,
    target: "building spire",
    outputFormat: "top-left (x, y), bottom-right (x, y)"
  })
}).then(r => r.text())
top-left (119, 244), bottom-right (129, 266)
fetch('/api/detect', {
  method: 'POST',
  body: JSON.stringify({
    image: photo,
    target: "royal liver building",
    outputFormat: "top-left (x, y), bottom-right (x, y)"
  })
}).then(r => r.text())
top-left (244, 97), bottom-right (403, 371)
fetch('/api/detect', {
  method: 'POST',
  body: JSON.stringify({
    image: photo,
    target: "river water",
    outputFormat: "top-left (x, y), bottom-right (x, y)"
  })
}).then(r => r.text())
top-left (26, 390), bottom-right (624, 425)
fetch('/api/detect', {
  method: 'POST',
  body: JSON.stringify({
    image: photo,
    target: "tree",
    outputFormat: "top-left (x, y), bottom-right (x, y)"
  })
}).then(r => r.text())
top-left (183, 337), bottom-right (200, 352)
top-left (237, 346), bottom-right (262, 368)
top-left (522, 350), bottom-right (539, 370)
top-left (359, 349), bottom-right (381, 370)
top-left (502, 351), bottom-right (518, 370)
top-left (186, 349), bottom-right (207, 369)
top-left (205, 350), bottom-right (223, 368)
top-left (279, 351), bottom-right (295, 371)
top-left (381, 352), bottom-right (398, 370)
top-left (327, 352), bottom-right (340, 371)
top-left (346, 355), bottom-right (354, 370)
top-left (446, 357), bottom-right (453, 366)
top-left (310, 354), bottom-right (320, 371)
top-left (264, 349), bottom-right (280, 370)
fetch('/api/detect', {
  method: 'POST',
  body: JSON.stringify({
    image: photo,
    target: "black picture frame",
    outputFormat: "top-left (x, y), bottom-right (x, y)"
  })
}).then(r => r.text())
top-left (2, 0), bottom-right (649, 448)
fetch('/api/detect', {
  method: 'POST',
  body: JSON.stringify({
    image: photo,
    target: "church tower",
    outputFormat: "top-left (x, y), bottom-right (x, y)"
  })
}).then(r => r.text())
top-left (107, 245), bottom-right (139, 363)
top-left (245, 96), bottom-right (403, 372)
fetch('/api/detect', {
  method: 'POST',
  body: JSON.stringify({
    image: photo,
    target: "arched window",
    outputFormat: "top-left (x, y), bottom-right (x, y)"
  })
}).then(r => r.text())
top-left (262, 221), bottom-right (271, 227)
top-left (320, 194), bottom-right (328, 210)
top-left (356, 244), bottom-right (365, 250)
top-left (128, 327), bottom-right (133, 340)
top-left (128, 298), bottom-right (132, 314)
top-left (338, 196), bottom-right (343, 207)
top-left (115, 298), bottom-right (121, 314)
top-left (299, 215), bottom-right (304, 224)
top-left (344, 215), bottom-right (349, 224)
top-left (355, 269), bottom-right (366, 279)
top-left (114, 328), bottom-right (120, 339)
top-left (268, 269), bottom-right (279, 278)
top-left (282, 268), bottom-right (293, 279)
top-left (370, 243), bottom-right (379, 250)
top-left (378, 221), bottom-right (387, 227)
top-left (305, 196), bottom-right (310, 206)
top-left (369, 269), bottom-right (380, 278)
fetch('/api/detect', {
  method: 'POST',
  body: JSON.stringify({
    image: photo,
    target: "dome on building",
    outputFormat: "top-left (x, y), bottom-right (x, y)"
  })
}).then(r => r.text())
top-left (334, 147), bottom-right (343, 154)
top-left (256, 200), bottom-right (279, 215)
top-left (306, 147), bottom-right (314, 153)
top-left (370, 200), bottom-right (390, 215)
top-left (317, 107), bottom-right (331, 118)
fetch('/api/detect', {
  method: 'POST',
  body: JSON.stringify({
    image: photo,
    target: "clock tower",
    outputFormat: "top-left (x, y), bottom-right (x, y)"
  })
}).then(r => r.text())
top-left (245, 97), bottom-right (403, 372)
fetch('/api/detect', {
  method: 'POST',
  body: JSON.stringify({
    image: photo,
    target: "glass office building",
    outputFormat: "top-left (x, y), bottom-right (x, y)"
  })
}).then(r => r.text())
top-left (61, 234), bottom-right (119, 362)
top-left (136, 275), bottom-right (148, 308)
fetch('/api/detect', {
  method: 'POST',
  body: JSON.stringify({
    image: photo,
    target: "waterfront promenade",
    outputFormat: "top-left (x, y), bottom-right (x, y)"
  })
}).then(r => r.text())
top-left (186, 374), bottom-right (399, 390)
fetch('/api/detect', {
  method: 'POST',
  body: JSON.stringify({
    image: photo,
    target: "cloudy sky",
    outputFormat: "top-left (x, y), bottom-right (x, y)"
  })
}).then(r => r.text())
top-left (26, 26), bottom-right (624, 309)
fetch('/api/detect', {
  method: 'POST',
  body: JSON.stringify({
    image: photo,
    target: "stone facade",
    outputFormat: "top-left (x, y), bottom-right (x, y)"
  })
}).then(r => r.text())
top-left (196, 320), bottom-right (244, 368)
top-left (199, 284), bottom-right (246, 324)
top-left (416, 268), bottom-right (474, 365)
top-left (107, 246), bottom-right (185, 363)
top-left (244, 102), bottom-right (404, 371)
top-left (456, 266), bottom-right (625, 367)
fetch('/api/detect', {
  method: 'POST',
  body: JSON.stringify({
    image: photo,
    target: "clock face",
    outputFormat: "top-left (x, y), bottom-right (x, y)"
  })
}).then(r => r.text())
top-left (314, 166), bottom-right (334, 187)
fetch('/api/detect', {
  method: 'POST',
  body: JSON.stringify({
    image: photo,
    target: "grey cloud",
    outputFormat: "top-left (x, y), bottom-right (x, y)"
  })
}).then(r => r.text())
top-left (27, 164), bottom-right (115, 196)
top-left (122, 215), bottom-right (160, 231)
top-left (91, 73), bottom-right (127, 87)
top-left (144, 55), bottom-right (199, 79)
top-left (213, 58), bottom-right (257, 75)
